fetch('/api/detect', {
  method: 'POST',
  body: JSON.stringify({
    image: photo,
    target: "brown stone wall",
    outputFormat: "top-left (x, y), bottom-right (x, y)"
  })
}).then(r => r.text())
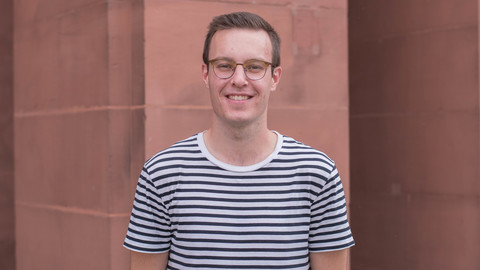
top-left (349, 1), bottom-right (480, 269)
top-left (14, 0), bottom-right (144, 269)
top-left (0, 0), bottom-right (15, 269)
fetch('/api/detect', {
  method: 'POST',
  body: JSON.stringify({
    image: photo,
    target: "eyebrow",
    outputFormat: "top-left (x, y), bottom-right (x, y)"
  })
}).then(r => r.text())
top-left (210, 57), bottom-right (270, 63)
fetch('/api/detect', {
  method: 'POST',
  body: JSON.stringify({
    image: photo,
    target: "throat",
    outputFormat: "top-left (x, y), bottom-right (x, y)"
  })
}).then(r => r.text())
top-left (203, 129), bottom-right (278, 166)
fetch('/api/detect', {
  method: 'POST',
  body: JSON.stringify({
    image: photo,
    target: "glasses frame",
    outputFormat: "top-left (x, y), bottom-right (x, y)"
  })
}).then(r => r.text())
top-left (208, 58), bottom-right (274, 80)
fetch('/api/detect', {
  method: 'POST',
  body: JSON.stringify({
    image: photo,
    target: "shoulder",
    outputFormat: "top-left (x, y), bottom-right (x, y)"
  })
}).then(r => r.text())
top-left (274, 134), bottom-right (339, 189)
top-left (279, 135), bottom-right (336, 169)
top-left (143, 133), bottom-right (204, 172)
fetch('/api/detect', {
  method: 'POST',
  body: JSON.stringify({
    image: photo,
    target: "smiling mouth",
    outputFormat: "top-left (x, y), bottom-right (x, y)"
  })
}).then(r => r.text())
top-left (227, 95), bottom-right (251, 101)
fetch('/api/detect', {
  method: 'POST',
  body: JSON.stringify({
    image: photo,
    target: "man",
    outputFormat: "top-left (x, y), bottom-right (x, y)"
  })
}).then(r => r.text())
top-left (124, 12), bottom-right (354, 269)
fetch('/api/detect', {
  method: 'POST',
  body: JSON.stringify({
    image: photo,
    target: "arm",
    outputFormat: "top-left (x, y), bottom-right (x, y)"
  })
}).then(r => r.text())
top-left (130, 251), bottom-right (169, 270)
top-left (309, 249), bottom-right (348, 270)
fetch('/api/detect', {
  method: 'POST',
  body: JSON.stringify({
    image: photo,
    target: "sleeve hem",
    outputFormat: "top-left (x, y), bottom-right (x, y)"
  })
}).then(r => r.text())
top-left (123, 243), bottom-right (170, 254)
top-left (309, 241), bottom-right (355, 253)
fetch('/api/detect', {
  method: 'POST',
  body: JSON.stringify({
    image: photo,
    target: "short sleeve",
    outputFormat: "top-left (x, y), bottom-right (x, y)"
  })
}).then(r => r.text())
top-left (309, 165), bottom-right (355, 252)
top-left (123, 167), bottom-right (171, 253)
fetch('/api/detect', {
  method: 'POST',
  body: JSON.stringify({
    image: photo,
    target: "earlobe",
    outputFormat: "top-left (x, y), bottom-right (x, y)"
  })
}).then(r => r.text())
top-left (270, 66), bottom-right (282, 91)
top-left (202, 64), bottom-right (210, 88)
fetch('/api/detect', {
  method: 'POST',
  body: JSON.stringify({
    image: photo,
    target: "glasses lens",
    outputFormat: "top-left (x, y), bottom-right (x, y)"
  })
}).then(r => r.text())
top-left (244, 60), bottom-right (268, 80)
top-left (212, 60), bottom-right (235, 79)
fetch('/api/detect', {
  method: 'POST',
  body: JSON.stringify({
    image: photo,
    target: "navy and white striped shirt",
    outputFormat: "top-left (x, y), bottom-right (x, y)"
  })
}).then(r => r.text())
top-left (124, 132), bottom-right (354, 269)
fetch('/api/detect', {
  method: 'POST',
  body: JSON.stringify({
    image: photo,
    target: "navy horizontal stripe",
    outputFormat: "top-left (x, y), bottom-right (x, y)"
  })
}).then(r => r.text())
top-left (151, 172), bottom-right (329, 183)
top-left (311, 219), bottom-right (350, 230)
top-left (169, 257), bottom-right (310, 270)
top-left (311, 210), bottom-right (348, 227)
top-left (147, 156), bottom-right (208, 170)
top-left (132, 204), bottom-right (168, 223)
top-left (130, 212), bottom-right (169, 227)
top-left (172, 221), bottom-right (311, 228)
top-left (272, 158), bottom-right (332, 165)
top-left (168, 187), bottom-right (315, 196)
top-left (123, 242), bottom-right (168, 253)
top-left (157, 179), bottom-right (323, 189)
top-left (165, 196), bottom-right (313, 205)
top-left (169, 212), bottom-right (311, 219)
top-left (309, 234), bottom-right (354, 245)
top-left (312, 202), bottom-right (347, 219)
top-left (157, 149), bottom-right (202, 155)
top-left (174, 229), bottom-right (309, 236)
top-left (125, 233), bottom-right (168, 246)
top-left (127, 228), bottom-right (159, 239)
top-left (260, 164), bottom-right (331, 173)
top-left (172, 236), bottom-right (308, 244)
top-left (150, 164), bottom-right (222, 174)
top-left (278, 150), bottom-right (331, 158)
top-left (128, 220), bottom-right (167, 234)
top-left (173, 243), bottom-right (308, 253)
top-left (169, 203), bottom-right (310, 211)
top-left (309, 226), bottom-right (352, 238)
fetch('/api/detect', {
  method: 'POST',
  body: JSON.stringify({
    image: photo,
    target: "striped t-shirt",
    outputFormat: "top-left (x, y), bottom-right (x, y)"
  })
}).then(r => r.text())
top-left (124, 132), bottom-right (354, 269)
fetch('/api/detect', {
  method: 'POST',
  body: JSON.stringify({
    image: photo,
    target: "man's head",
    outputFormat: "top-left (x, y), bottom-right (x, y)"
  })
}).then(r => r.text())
top-left (202, 12), bottom-right (281, 69)
top-left (201, 14), bottom-right (283, 128)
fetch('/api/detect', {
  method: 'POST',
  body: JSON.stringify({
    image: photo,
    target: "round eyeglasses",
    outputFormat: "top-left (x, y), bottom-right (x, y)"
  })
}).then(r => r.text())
top-left (208, 58), bottom-right (273, 80)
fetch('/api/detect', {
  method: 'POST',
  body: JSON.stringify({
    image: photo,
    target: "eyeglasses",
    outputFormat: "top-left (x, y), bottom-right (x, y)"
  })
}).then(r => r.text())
top-left (208, 58), bottom-right (273, 80)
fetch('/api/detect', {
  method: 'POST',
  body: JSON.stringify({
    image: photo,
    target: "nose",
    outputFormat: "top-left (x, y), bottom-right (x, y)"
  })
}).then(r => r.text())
top-left (231, 64), bottom-right (248, 86)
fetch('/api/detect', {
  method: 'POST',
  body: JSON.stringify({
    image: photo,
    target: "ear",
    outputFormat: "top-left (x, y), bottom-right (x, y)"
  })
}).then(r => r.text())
top-left (202, 63), bottom-right (209, 88)
top-left (270, 66), bottom-right (282, 92)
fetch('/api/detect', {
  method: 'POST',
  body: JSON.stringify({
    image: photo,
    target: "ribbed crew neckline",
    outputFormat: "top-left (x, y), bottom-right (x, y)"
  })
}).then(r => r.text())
top-left (197, 131), bottom-right (283, 172)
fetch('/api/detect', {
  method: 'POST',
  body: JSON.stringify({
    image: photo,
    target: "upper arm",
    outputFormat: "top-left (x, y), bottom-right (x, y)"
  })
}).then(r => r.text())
top-left (309, 249), bottom-right (348, 270)
top-left (130, 251), bottom-right (169, 270)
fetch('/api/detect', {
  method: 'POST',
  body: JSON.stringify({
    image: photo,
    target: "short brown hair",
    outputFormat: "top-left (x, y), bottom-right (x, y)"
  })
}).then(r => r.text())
top-left (203, 12), bottom-right (281, 68)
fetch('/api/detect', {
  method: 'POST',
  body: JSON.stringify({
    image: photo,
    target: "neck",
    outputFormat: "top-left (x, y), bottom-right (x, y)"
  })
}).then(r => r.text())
top-left (204, 120), bottom-right (277, 166)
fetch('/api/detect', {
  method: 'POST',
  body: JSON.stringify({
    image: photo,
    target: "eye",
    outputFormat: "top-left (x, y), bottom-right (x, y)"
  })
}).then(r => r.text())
top-left (245, 62), bottom-right (266, 73)
top-left (215, 61), bottom-right (235, 70)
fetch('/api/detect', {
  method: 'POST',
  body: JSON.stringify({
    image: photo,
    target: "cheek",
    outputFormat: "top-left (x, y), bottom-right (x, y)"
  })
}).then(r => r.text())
top-left (208, 77), bottom-right (229, 94)
top-left (207, 81), bottom-right (224, 105)
top-left (256, 82), bottom-right (274, 97)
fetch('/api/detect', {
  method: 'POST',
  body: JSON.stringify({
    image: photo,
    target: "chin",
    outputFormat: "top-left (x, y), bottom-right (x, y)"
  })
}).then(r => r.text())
top-left (225, 114), bottom-right (265, 126)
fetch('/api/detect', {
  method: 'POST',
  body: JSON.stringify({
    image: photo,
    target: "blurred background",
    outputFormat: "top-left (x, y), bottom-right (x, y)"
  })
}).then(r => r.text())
top-left (1, 0), bottom-right (478, 269)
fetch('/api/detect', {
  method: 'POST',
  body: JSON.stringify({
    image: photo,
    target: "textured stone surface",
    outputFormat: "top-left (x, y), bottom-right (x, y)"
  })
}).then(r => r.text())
top-left (14, 1), bottom-right (144, 269)
top-left (349, 0), bottom-right (480, 269)
top-left (0, 0), bottom-right (14, 268)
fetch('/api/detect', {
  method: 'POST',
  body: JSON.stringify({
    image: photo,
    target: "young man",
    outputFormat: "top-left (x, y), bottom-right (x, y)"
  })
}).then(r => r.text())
top-left (124, 12), bottom-right (354, 269)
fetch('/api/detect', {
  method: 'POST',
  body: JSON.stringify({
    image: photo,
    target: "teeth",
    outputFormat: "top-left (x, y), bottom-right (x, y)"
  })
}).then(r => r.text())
top-left (228, 95), bottom-right (249, 101)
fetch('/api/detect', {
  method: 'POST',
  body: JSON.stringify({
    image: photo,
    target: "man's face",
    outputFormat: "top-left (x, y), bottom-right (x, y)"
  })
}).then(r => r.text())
top-left (202, 29), bottom-right (282, 128)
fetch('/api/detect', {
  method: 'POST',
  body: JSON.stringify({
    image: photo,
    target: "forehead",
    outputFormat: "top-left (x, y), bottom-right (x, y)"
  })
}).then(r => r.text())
top-left (209, 29), bottom-right (272, 61)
